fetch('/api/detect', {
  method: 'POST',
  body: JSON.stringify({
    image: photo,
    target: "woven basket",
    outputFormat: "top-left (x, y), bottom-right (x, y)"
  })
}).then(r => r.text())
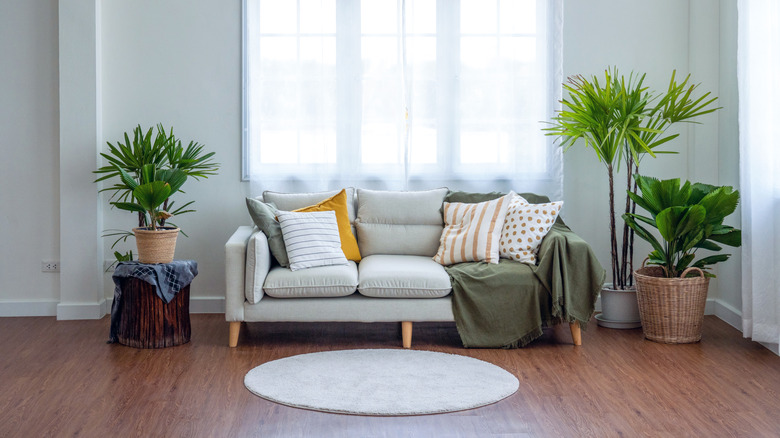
top-left (133, 227), bottom-right (179, 264)
top-left (633, 265), bottom-right (710, 344)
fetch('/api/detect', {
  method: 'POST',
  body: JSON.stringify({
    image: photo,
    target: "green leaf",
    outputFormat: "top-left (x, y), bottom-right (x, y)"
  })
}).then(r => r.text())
top-left (623, 214), bottom-right (666, 256)
top-left (695, 239), bottom-right (723, 251)
top-left (655, 206), bottom-right (688, 241)
top-left (676, 253), bottom-right (695, 272)
top-left (111, 201), bottom-right (145, 213)
top-left (693, 254), bottom-right (730, 268)
top-left (132, 181), bottom-right (171, 211)
top-left (698, 186), bottom-right (740, 225)
top-left (708, 228), bottom-right (741, 247)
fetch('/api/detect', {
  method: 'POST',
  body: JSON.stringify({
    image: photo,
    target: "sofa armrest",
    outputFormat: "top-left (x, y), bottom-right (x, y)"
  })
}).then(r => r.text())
top-left (225, 226), bottom-right (254, 322)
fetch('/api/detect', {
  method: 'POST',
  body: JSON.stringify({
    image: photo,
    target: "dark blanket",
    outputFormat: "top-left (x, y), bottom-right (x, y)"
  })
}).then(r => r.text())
top-left (443, 191), bottom-right (605, 348)
top-left (108, 260), bottom-right (198, 343)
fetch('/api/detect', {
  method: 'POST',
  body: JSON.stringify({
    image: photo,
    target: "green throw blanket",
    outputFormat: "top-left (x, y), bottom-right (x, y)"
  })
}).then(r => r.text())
top-left (443, 191), bottom-right (605, 348)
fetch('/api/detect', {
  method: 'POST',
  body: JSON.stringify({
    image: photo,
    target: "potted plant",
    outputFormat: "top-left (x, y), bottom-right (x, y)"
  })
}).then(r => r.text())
top-left (544, 68), bottom-right (719, 328)
top-left (623, 175), bottom-right (741, 343)
top-left (95, 124), bottom-right (220, 263)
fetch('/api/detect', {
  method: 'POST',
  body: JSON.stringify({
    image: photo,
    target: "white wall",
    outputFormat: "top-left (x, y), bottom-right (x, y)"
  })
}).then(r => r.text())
top-left (100, 0), bottom-right (247, 310)
top-left (0, 0), bottom-right (61, 316)
top-left (0, 0), bottom-right (742, 325)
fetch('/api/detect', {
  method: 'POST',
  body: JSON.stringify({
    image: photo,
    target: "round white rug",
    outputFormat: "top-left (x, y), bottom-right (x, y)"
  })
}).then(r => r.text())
top-left (244, 349), bottom-right (519, 416)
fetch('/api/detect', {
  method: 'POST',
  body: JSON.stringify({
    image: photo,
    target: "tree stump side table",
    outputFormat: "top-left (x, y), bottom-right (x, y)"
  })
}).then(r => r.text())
top-left (116, 277), bottom-right (191, 348)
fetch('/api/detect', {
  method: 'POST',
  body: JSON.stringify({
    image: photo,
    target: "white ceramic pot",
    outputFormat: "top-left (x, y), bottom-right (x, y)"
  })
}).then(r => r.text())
top-left (596, 284), bottom-right (642, 329)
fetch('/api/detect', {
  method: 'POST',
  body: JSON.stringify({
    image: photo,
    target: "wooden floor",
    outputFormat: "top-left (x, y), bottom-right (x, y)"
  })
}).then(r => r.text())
top-left (1, 315), bottom-right (779, 437)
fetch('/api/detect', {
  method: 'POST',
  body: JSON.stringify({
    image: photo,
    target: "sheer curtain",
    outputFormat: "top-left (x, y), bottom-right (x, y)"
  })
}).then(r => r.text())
top-left (738, 0), bottom-right (780, 353)
top-left (244, 0), bottom-right (563, 198)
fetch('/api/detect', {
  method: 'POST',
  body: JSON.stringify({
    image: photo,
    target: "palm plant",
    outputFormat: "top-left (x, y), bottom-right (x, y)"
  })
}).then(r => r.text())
top-left (544, 68), bottom-right (719, 289)
top-left (112, 164), bottom-right (188, 231)
top-left (95, 124), bottom-right (220, 228)
top-left (623, 175), bottom-right (741, 278)
top-left (94, 124), bottom-right (220, 259)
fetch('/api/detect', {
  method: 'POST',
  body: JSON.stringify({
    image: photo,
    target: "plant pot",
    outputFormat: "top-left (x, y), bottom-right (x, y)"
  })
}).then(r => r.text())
top-left (634, 266), bottom-right (710, 344)
top-left (596, 284), bottom-right (642, 329)
top-left (133, 227), bottom-right (179, 264)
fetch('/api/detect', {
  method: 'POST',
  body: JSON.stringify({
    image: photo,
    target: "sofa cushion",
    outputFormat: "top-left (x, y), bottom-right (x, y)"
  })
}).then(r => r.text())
top-left (355, 188), bottom-right (448, 257)
top-left (264, 261), bottom-right (358, 298)
top-left (264, 188), bottom-right (356, 224)
top-left (293, 189), bottom-right (361, 262)
top-left (245, 197), bottom-right (289, 267)
top-left (434, 192), bottom-right (513, 266)
top-left (277, 210), bottom-right (348, 271)
top-left (500, 196), bottom-right (563, 264)
top-left (357, 255), bottom-right (451, 298)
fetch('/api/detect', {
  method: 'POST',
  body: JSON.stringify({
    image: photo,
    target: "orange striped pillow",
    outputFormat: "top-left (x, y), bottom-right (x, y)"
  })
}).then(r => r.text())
top-left (433, 192), bottom-right (513, 265)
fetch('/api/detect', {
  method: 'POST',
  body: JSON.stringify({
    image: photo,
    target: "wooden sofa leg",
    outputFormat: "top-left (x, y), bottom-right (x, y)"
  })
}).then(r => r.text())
top-left (569, 321), bottom-right (582, 346)
top-left (229, 321), bottom-right (241, 347)
top-left (401, 321), bottom-right (413, 349)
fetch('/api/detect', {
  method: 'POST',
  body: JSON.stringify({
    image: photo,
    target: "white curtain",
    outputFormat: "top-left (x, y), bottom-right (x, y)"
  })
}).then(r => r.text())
top-left (738, 0), bottom-right (780, 352)
top-left (244, 0), bottom-right (563, 198)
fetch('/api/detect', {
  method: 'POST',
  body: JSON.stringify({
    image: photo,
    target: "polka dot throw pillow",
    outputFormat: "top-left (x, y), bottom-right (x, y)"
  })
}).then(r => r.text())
top-left (499, 195), bottom-right (563, 264)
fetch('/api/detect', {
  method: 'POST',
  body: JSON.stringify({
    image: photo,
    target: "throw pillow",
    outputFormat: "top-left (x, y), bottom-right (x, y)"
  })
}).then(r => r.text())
top-left (246, 197), bottom-right (289, 267)
top-left (433, 192), bottom-right (514, 266)
top-left (499, 195), bottom-right (563, 264)
top-left (277, 210), bottom-right (349, 271)
top-left (294, 189), bottom-right (361, 262)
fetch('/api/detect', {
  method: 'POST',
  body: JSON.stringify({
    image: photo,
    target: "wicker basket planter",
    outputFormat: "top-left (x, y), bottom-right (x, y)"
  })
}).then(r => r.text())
top-left (133, 227), bottom-right (179, 264)
top-left (633, 266), bottom-right (710, 344)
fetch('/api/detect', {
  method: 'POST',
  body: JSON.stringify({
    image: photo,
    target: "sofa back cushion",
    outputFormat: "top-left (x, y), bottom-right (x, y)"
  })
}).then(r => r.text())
top-left (263, 188), bottom-right (357, 224)
top-left (355, 188), bottom-right (448, 257)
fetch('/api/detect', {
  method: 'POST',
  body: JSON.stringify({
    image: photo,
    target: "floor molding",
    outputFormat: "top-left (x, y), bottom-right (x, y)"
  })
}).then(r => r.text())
top-left (595, 296), bottom-right (742, 331)
top-left (0, 300), bottom-right (59, 317)
top-left (57, 301), bottom-right (106, 320)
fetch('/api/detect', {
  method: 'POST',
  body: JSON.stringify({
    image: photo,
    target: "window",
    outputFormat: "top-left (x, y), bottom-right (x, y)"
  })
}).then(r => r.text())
top-left (244, 0), bottom-right (562, 195)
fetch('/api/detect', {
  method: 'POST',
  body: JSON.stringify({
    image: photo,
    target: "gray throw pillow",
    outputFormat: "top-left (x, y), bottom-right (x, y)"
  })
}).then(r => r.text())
top-left (246, 197), bottom-right (289, 268)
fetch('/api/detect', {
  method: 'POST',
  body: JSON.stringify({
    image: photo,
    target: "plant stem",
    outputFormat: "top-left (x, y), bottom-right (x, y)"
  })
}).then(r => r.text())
top-left (607, 164), bottom-right (619, 289)
top-left (628, 162), bottom-right (639, 286)
top-left (620, 148), bottom-right (633, 288)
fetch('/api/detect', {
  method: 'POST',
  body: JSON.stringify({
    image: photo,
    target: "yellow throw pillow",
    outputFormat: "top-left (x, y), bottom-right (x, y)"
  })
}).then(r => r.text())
top-left (294, 189), bottom-right (361, 262)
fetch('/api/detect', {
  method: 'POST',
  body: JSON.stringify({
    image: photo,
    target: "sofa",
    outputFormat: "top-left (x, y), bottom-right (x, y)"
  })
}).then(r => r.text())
top-left (225, 187), bottom-right (603, 348)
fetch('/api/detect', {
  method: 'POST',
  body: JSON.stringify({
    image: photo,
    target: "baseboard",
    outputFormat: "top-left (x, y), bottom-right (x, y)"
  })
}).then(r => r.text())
top-left (595, 296), bottom-right (742, 331)
top-left (706, 298), bottom-right (742, 331)
top-left (0, 299), bottom-right (59, 317)
top-left (57, 301), bottom-right (106, 320)
top-left (189, 296), bottom-right (226, 314)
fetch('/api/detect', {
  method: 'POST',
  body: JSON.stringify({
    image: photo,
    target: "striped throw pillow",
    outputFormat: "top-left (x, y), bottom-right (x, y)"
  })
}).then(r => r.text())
top-left (433, 192), bottom-right (514, 266)
top-left (277, 210), bottom-right (349, 271)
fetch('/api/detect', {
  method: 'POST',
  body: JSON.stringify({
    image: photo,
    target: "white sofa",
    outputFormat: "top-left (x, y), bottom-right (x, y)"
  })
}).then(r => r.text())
top-left (225, 188), bottom-right (583, 348)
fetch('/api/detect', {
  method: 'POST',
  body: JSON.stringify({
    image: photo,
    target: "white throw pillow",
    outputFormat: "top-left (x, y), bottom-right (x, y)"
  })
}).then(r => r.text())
top-left (499, 195), bottom-right (563, 264)
top-left (433, 192), bottom-right (514, 266)
top-left (277, 210), bottom-right (349, 271)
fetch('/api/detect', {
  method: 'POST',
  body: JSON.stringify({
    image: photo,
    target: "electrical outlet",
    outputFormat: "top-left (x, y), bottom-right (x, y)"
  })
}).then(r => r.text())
top-left (41, 261), bottom-right (60, 272)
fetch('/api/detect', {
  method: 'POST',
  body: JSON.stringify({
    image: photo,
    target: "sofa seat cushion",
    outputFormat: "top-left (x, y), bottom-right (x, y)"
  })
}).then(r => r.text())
top-left (263, 261), bottom-right (358, 298)
top-left (358, 255), bottom-right (452, 298)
